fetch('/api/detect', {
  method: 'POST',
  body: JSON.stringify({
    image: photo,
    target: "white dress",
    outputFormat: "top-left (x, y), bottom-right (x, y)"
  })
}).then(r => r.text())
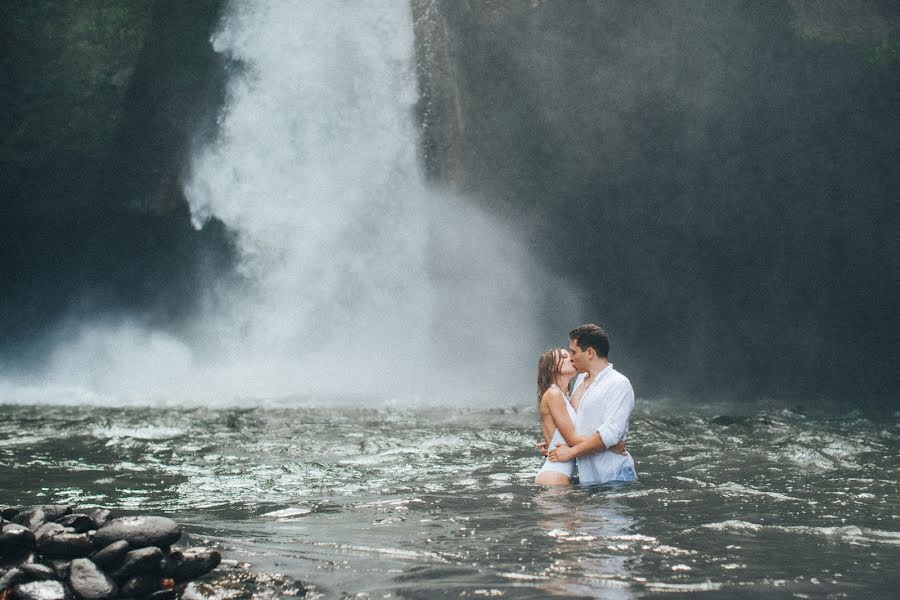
top-left (537, 384), bottom-right (577, 477)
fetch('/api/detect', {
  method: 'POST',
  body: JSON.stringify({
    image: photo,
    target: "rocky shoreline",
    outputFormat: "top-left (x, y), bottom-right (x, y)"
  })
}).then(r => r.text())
top-left (0, 505), bottom-right (221, 599)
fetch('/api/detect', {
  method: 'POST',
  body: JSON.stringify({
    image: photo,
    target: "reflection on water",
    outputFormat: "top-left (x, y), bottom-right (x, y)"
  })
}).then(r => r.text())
top-left (1, 403), bottom-right (898, 598)
top-left (533, 488), bottom-right (636, 598)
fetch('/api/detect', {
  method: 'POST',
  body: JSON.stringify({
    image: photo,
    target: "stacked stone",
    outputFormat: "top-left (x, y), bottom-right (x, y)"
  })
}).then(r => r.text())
top-left (0, 506), bottom-right (220, 600)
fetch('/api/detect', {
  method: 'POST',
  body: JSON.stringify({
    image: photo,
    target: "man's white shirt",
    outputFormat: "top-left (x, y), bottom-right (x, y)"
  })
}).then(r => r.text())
top-left (572, 363), bottom-right (637, 484)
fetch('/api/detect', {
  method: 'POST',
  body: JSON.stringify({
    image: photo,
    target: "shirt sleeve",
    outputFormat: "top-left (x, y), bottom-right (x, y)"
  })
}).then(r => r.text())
top-left (596, 379), bottom-right (634, 448)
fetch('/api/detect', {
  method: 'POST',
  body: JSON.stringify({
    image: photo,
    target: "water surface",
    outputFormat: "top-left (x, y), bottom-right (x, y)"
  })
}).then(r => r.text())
top-left (1, 403), bottom-right (898, 598)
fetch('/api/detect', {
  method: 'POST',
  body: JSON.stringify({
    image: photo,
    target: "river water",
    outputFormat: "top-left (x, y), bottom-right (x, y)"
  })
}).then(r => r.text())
top-left (2, 401), bottom-right (897, 598)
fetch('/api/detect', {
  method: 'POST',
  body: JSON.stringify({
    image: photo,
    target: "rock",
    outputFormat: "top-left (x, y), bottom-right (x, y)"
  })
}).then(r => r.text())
top-left (148, 589), bottom-right (177, 600)
top-left (11, 580), bottom-right (68, 600)
top-left (86, 510), bottom-right (110, 530)
top-left (54, 516), bottom-right (92, 534)
top-left (93, 517), bottom-right (181, 550)
top-left (36, 531), bottom-right (93, 559)
top-left (180, 582), bottom-right (227, 600)
top-left (0, 507), bottom-right (19, 521)
top-left (20, 563), bottom-right (56, 581)
top-left (68, 559), bottom-right (117, 600)
top-left (164, 548), bottom-right (221, 582)
top-left (0, 567), bottom-right (28, 590)
top-left (113, 547), bottom-right (163, 583)
top-left (12, 509), bottom-right (46, 531)
top-left (39, 506), bottom-right (72, 522)
top-left (33, 523), bottom-right (65, 541)
top-left (48, 560), bottom-right (71, 580)
top-left (0, 523), bottom-right (36, 561)
top-left (90, 540), bottom-right (130, 571)
top-left (119, 574), bottom-right (160, 598)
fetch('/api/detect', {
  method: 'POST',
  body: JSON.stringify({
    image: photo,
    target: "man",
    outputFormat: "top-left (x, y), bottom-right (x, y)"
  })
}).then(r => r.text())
top-left (549, 324), bottom-right (637, 484)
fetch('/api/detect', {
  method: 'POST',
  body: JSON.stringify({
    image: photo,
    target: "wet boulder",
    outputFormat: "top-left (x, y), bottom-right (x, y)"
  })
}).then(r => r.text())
top-left (113, 546), bottom-right (163, 583)
top-left (48, 560), bottom-right (71, 580)
top-left (180, 582), bottom-right (228, 600)
top-left (164, 548), bottom-right (221, 582)
top-left (11, 579), bottom-right (69, 600)
top-left (55, 515), bottom-right (93, 534)
top-left (36, 531), bottom-right (93, 559)
top-left (119, 574), bottom-right (161, 598)
top-left (20, 563), bottom-right (56, 582)
top-left (90, 540), bottom-right (130, 571)
top-left (87, 510), bottom-right (111, 530)
top-left (68, 558), bottom-right (116, 600)
top-left (0, 507), bottom-right (19, 521)
top-left (93, 517), bottom-right (181, 550)
top-left (0, 567), bottom-right (28, 590)
top-left (12, 508), bottom-right (46, 531)
top-left (33, 523), bottom-right (65, 542)
top-left (0, 522), bottom-right (36, 559)
top-left (39, 506), bottom-right (72, 522)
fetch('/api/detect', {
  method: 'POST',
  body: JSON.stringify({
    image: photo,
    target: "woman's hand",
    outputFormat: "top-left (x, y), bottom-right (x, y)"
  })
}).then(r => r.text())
top-left (535, 441), bottom-right (549, 457)
top-left (610, 439), bottom-right (627, 454)
top-left (549, 444), bottom-right (574, 462)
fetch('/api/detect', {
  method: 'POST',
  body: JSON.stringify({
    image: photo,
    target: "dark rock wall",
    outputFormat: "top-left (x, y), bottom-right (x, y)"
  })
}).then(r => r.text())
top-left (411, 0), bottom-right (900, 402)
top-left (0, 0), bottom-right (233, 358)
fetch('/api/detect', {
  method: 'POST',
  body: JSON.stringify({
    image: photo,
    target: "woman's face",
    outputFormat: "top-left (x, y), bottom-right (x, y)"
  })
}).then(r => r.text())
top-left (556, 349), bottom-right (577, 378)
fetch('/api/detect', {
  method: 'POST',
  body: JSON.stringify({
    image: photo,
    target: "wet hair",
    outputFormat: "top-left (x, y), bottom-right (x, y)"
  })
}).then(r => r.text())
top-left (569, 323), bottom-right (610, 358)
top-left (537, 348), bottom-right (566, 404)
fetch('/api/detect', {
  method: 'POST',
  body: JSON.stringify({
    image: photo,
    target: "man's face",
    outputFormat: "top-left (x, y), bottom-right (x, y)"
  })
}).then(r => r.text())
top-left (568, 339), bottom-right (588, 373)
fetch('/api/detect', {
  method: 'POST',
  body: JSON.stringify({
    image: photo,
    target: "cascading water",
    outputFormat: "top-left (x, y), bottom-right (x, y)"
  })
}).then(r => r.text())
top-left (1, 0), bottom-right (575, 405)
top-left (184, 1), bottom-right (437, 397)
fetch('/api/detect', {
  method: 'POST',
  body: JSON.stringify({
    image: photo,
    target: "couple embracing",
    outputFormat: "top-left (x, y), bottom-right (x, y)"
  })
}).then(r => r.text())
top-left (535, 324), bottom-right (637, 486)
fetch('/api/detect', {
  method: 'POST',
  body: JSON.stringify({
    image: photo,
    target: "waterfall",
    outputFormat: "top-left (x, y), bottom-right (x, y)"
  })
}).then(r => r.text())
top-left (4, 0), bottom-right (575, 406)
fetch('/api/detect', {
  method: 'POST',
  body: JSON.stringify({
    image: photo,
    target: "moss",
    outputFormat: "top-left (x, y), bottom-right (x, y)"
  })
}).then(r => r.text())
top-left (0, 1), bottom-right (153, 171)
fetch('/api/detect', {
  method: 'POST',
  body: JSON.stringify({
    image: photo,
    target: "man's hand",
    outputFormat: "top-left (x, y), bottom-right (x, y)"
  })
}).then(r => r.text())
top-left (535, 441), bottom-right (549, 457)
top-left (549, 444), bottom-right (575, 462)
top-left (610, 439), bottom-right (627, 455)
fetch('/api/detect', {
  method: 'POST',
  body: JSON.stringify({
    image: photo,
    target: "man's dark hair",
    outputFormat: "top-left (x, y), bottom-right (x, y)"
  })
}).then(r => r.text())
top-left (569, 323), bottom-right (610, 358)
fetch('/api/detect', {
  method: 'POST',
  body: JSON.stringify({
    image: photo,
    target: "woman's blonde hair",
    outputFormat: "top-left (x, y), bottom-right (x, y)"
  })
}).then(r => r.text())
top-left (537, 348), bottom-right (565, 404)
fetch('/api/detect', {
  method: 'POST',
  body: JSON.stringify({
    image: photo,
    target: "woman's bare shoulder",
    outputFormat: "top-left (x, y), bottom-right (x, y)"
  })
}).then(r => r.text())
top-left (541, 386), bottom-right (566, 405)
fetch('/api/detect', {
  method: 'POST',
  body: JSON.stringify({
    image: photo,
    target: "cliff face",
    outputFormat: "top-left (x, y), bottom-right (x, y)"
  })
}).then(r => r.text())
top-left (0, 0), bottom-right (232, 351)
top-left (410, 1), bottom-right (900, 401)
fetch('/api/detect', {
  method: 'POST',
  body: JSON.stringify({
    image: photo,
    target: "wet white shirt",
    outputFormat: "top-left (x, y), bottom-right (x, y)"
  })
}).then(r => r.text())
top-left (572, 364), bottom-right (637, 484)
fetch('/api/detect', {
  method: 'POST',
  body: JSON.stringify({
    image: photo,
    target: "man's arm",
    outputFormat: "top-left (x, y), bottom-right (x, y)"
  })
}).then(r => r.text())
top-left (549, 432), bottom-right (606, 462)
top-left (549, 380), bottom-right (634, 462)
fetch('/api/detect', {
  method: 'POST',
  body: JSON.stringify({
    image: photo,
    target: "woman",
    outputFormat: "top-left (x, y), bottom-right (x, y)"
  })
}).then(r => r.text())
top-left (534, 347), bottom-right (625, 485)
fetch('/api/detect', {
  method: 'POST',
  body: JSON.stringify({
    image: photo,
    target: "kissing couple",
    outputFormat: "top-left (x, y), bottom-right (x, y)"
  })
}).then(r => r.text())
top-left (535, 323), bottom-right (637, 486)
